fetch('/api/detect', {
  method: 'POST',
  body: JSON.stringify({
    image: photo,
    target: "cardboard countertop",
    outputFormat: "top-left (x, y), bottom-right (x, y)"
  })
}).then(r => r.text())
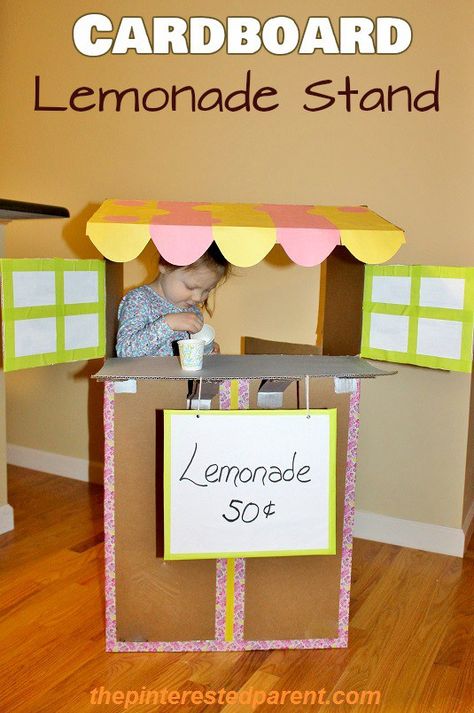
top-left (93, 355), bottom-right (396, 381)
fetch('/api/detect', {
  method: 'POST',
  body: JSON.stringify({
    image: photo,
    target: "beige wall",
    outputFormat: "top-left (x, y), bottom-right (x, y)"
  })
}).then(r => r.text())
top-left (0, 227), bottom-right (8, 505)
top-left (1, 1), bottom-right (473, 526)
top-left (358, 366), bottom-right (471, 528)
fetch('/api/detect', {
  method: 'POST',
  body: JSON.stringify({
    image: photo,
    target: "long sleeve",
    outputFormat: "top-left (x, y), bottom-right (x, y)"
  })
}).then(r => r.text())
top-left (115, 286), bottom-right (202, 357)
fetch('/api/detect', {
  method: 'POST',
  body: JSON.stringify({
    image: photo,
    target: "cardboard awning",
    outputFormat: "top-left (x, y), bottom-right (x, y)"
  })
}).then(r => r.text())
top-left (87, 199), bottom-right (405, 267)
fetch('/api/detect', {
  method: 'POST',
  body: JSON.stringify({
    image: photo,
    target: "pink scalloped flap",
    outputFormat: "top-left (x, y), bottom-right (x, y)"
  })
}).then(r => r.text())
top-left (258, 204), bottom-right (340, 266)
top-left (278, 229), bottom-right (340, 266)
top-left (150, 225), bottom-right (215, 265)
top-left (150, 202), bottom-right (215, 265)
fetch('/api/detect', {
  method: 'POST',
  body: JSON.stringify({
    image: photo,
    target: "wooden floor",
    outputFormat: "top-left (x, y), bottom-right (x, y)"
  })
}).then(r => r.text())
top-left (0, 466), bottom-right (472, 713)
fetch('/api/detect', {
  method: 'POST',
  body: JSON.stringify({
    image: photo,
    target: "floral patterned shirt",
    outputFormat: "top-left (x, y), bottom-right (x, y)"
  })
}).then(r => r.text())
top-left (116, 285), bottom-right (202, 357)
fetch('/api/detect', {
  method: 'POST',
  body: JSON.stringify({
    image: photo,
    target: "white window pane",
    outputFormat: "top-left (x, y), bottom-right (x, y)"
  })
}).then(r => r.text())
top-left (369, 313), bottom-right (409, 352)
top-left (12, 272), bottom-right (56, 307)
top-left (65, 314), bottom-right (99, 350)
top-left (372, 276), bottom-right (412, 305)
top-left (15, 318), bottom-right (56, 357)
top-left (417, 318), bottom-right (463, 359)
top-left (419, 278), bottom-right (465, 310)
top-left (64, 271), bottom-right (99, 304)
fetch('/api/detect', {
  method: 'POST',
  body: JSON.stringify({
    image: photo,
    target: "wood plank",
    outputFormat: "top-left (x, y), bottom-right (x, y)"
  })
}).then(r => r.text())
top-left (1, 466), bottom-right (473, 713)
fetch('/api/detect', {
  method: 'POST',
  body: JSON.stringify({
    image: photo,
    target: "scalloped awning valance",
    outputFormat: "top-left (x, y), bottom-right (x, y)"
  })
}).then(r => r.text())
top-left (86, 199), bottom-right (405, 266)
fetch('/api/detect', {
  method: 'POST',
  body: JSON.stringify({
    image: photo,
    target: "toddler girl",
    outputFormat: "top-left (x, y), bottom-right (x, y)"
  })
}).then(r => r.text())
top-left (116, 243), bottom-right (229, 357)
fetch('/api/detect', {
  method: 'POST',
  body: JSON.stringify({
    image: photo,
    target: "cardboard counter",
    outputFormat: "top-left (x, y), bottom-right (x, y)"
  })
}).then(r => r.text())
top-left (94, 355), bottom-right (393, 652)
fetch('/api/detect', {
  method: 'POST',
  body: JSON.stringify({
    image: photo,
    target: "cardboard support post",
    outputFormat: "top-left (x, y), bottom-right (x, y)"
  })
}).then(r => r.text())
top-left (105, 261), bottom-right (124, 358)
top-left (319, 246), bottom-right (365, 356)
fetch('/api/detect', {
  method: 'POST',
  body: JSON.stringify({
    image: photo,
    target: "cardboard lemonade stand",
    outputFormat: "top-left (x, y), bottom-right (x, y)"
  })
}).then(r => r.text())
top-left (86, 200), bottom-right (405, 652)
top-left (3, 200), bottom-right (473, 649)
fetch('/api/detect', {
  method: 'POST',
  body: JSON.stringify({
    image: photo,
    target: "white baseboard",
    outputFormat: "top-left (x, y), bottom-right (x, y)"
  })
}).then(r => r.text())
top-left (7, 444), bottom-right (104, 484)
top-left (354, 509), bottom-right (466, 558)
top-left (462, 499), bottom-right (474, 551)
top-left (0, 503), bottom-right (14, 534)
top-left (5, 443), bottom-right (472, 557)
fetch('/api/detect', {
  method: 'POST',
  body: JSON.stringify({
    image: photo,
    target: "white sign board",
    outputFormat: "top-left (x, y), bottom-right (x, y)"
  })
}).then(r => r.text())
top-left (163, 410), bottom-right (337, 560)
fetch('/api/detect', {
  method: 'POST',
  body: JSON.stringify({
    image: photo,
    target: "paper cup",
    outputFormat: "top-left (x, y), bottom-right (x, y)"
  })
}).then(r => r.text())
top-left (191, 324), bottom-right (216, 354)
top-left (178, 339), bottom-right (205, 371)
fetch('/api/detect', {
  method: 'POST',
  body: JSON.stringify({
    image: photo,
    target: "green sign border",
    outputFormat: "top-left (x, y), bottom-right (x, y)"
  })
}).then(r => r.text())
top-left (163, 409), bottom-right (337, 560)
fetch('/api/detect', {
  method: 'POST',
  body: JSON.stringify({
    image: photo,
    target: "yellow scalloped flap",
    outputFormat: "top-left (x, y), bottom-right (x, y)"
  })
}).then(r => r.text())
top-left (88, 224), bottom-right (150, 263)
top-left (87, 199), bottom-right (168, 262)
top-left (312, 206), bottom-right (406, 263)
top-left (213, 227), bottom-right (276, 266)
top-left (341, 230), bottom-right (406, 263)
top-left (204, 203), bottom-right (277, 267)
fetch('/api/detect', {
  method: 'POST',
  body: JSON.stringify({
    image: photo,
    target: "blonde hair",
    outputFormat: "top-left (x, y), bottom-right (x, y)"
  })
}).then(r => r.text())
top-left (159, 242), bottom-right (231, 315)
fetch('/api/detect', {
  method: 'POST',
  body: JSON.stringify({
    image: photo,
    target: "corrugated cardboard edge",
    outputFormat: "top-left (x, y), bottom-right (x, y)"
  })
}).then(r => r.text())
top-left (94, 355), bottom-right (396, 382)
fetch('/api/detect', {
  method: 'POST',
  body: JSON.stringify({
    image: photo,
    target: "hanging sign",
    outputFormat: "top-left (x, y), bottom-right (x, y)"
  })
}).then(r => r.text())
top-left (163, 409), bottom-right (337, 560)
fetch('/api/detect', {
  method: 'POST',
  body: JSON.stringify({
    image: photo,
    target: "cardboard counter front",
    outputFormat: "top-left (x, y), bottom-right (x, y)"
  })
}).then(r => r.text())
top-left (95, 355), bottom-right (392, 652)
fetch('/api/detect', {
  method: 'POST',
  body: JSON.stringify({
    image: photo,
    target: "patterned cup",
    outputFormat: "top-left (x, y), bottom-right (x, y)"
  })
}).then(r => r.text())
top-left (178, 339), bottom-right (205, 371)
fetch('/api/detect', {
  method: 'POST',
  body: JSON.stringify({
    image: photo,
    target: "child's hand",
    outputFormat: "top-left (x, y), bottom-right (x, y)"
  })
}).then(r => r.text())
top-left (164, 312), bottom-right (203, 334)
top-left (211, 342), bottom-right (220, 354)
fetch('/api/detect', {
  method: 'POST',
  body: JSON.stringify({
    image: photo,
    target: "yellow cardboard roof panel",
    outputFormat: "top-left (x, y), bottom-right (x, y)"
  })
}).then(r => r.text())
top-left (87, 199), bottom-right (405, 266)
